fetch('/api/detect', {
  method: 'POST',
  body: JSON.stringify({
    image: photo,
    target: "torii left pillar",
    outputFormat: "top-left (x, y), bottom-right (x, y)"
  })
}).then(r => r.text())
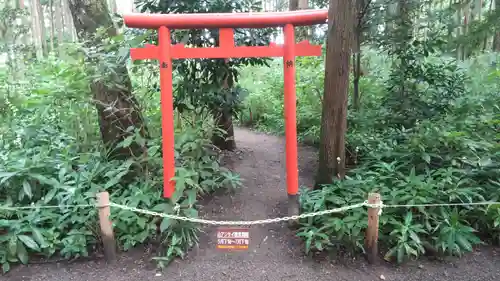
top-left (124, 10), bottom-right (328, 217)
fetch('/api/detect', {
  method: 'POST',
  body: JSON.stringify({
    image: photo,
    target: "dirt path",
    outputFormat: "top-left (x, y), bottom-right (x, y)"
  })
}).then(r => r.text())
top-left (5, 127), bottom-right (500, 281)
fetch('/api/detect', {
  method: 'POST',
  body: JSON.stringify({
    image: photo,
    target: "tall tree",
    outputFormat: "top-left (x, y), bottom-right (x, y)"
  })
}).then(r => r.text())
top-left (35, 0), bottom-right (47, 55)
top-left (31, 0), bottom-right (43, 58)
top-left (315, 0), bottom-right (354, 186)
top-left (290, 0), bottom-right (311, 40)
top-left (495, 0), bottom-right (500, 50)
top-left (63, 0), bottom-right (76, 41)
top-left (136, 0), bottom-right (272, 151)
top-left (483, 0), bottom-right (493, 51)
top-left (67, 0), bottom-right (148, 160)
top-left (17, 0), bottom-right (29, 47)
top-left (55, 0), bottom-right (63, 46)
top-left (49, 0), bottom-right (55, 51)
top-left (462, 1), bottom-right (471, 59)
top-left (352, 0), bottom-right (371, 110)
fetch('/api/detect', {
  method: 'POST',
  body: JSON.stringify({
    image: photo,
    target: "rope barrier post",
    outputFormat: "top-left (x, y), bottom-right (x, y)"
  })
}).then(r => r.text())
top-left (365, 193), bottom-right (381, 264)
top-left (97, 192), bottom-right (117, 263)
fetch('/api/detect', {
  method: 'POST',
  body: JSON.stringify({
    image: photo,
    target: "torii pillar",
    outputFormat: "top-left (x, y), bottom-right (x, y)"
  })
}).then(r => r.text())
top-left (123, 9), bottom-right (328, 217)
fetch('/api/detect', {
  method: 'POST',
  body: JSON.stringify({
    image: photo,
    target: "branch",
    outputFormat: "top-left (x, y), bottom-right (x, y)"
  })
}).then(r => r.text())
top-left (358, 0), bottom-right (373, 22)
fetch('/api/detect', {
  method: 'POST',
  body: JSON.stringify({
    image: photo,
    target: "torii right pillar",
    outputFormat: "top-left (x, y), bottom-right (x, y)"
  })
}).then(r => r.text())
top-left (283, 23), bottom-right (300, 221)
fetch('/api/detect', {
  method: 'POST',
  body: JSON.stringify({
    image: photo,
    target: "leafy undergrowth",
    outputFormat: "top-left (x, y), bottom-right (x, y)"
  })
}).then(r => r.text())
top-left (239, 47), bottom-right (500, 262)
top-left (0, 49), bottom-right (240, 273)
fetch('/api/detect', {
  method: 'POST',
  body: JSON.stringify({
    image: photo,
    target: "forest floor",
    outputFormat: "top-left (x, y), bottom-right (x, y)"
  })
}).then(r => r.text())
top-left (5, 127), bottom-right (500, 281)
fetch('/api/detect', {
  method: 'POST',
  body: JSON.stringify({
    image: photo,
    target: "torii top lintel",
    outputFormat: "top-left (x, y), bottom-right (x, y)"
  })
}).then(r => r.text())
top-left (123, 9), bottom-right (328, 29)
top-left (125, 10), bottom-right (328, 60)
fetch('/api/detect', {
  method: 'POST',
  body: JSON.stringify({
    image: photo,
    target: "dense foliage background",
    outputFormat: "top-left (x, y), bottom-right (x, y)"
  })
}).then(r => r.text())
top-left (0, 10), bottom-right (242, 272)
top-left (1, 0), bottom-right (499, 273)
top-left (239, 48), bottom-right (500, 262)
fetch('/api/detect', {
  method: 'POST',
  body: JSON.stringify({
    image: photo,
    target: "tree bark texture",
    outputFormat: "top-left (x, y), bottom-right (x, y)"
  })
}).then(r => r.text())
top-left (67, 0), bottom-right (148, 160)
top-left (35, 0), bottom-right (47, 55)
top-left (63, 0), bottom-right (77, 41)
top-left (352, 0), bottom-right (365, 111)
top-left (50, 0), bottom-right (55, 52)
top-left (31, 0), bottom-right (43, 59)
top-left (289, 0), bottom-right (310, 40)
top-left (495, 32), bottom-right (500, 51)
top-left (56, 0), bottom-right (63, 45)
top-left (484, 0), bottom-right (493, 51)
top-left (315, 0), bottom-right (354, 187)
top-left (212, 64), bottom-right (236, 151)
top-left (212, 110), bottom-right (236, 151)
top-left (495, 0), bottom-right (500, 51)
top-left (462, 2), bottom-right (471, 59)
top-left (352, 52), bottom-right (361, 110)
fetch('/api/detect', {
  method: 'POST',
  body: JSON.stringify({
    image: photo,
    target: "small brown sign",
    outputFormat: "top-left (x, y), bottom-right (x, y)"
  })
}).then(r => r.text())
top-left (216, 228), bottom-right (250, 250)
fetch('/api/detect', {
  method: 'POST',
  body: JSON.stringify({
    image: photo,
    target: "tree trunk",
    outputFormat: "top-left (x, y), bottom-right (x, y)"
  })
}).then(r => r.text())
top-left (352, 53), bottom-right (361, 110)
top-left (463, 2), bottom-right (471, 59)
top-left (35, 0), bottom-right (47, 55)
top-left (483, 0), bottom-right (493, 51)
top-left (456, 4), bottom-right (462, 59)
top-left (67, 0), bottom-right (148, 160)
top-left (49, 0), bottom-right (55, 52)
top-left (31, 0), bottom-right (43, 59)
top-left (352, 0), bottom-right (364, 111)
top-left (18, 0), bottom-right (29, 47)
top-left (63, 0), bottom-right (77, 41)
top-left (14, 0), bottom-right (27, 76)
top-left (471, 0), bottom-right (481, 54)
top-left (212, 62), bottom-right (236, 151)
top-left (290, 0), bottom-right (310, 40)
top-left (495, 0), bottom-right (500, 51)
top-left (56, 0), bottom-right (63, 46)
top-left (495, 33), bottom-right (500, 51)
top-left (315, 0), bottom-right (353, 187)
top-left (397, 0), bottom-right (411, 99)
top-left (212, 110), bottom-right (236, 151)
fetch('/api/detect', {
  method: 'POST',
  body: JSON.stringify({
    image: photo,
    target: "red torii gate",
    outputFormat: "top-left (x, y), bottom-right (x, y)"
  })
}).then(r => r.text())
top-left (123, 10), bottom-right (328, 209)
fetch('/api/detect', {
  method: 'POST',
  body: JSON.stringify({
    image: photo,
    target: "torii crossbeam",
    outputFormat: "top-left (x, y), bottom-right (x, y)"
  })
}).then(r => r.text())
top-left (124, 10), bottom-right (328, 211)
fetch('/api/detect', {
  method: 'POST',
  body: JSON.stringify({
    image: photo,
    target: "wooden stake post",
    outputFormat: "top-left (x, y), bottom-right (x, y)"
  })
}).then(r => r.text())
top-left (365, 193), bottom-right (381, 264)
top-left (97, 192), bottom-right (117, 262)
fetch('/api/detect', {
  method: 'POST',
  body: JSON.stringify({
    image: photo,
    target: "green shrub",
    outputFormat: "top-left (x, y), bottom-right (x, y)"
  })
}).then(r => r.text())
top-left (300, 52), bottom-right (499, 262)
top-left (0, 51), bottom-right (240, 272)
top-left (240, 49), bottom-right (500, 263)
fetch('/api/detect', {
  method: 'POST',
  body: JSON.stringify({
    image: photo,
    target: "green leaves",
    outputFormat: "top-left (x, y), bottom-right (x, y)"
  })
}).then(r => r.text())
top-left (0, 98), bottom-right (238, 273)
top-left (17, 235), bottom-right (40, 252)
top-left (160, 218), bottom-right (171, 233)
top-left (16, 241), bottom-right (28, 264)
top-left (384, 212), bottom-right (427, 263)
top-left (435, 209), bottom-right (483, 256)
top-left (240, 43), bottom-right (500, 264)
top-left (2, 262), bottom-right (10, 274)
top-left (22, 180), bottom-right (32, 199)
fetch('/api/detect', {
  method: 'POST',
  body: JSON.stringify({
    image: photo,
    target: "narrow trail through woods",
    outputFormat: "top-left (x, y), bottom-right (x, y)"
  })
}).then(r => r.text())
top-left (5, 127), bottom-right (500, 281)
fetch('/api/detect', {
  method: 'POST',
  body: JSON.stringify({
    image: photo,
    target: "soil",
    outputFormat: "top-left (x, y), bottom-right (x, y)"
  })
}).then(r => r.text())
top-left (4, 127), bottom-right (500, 281)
